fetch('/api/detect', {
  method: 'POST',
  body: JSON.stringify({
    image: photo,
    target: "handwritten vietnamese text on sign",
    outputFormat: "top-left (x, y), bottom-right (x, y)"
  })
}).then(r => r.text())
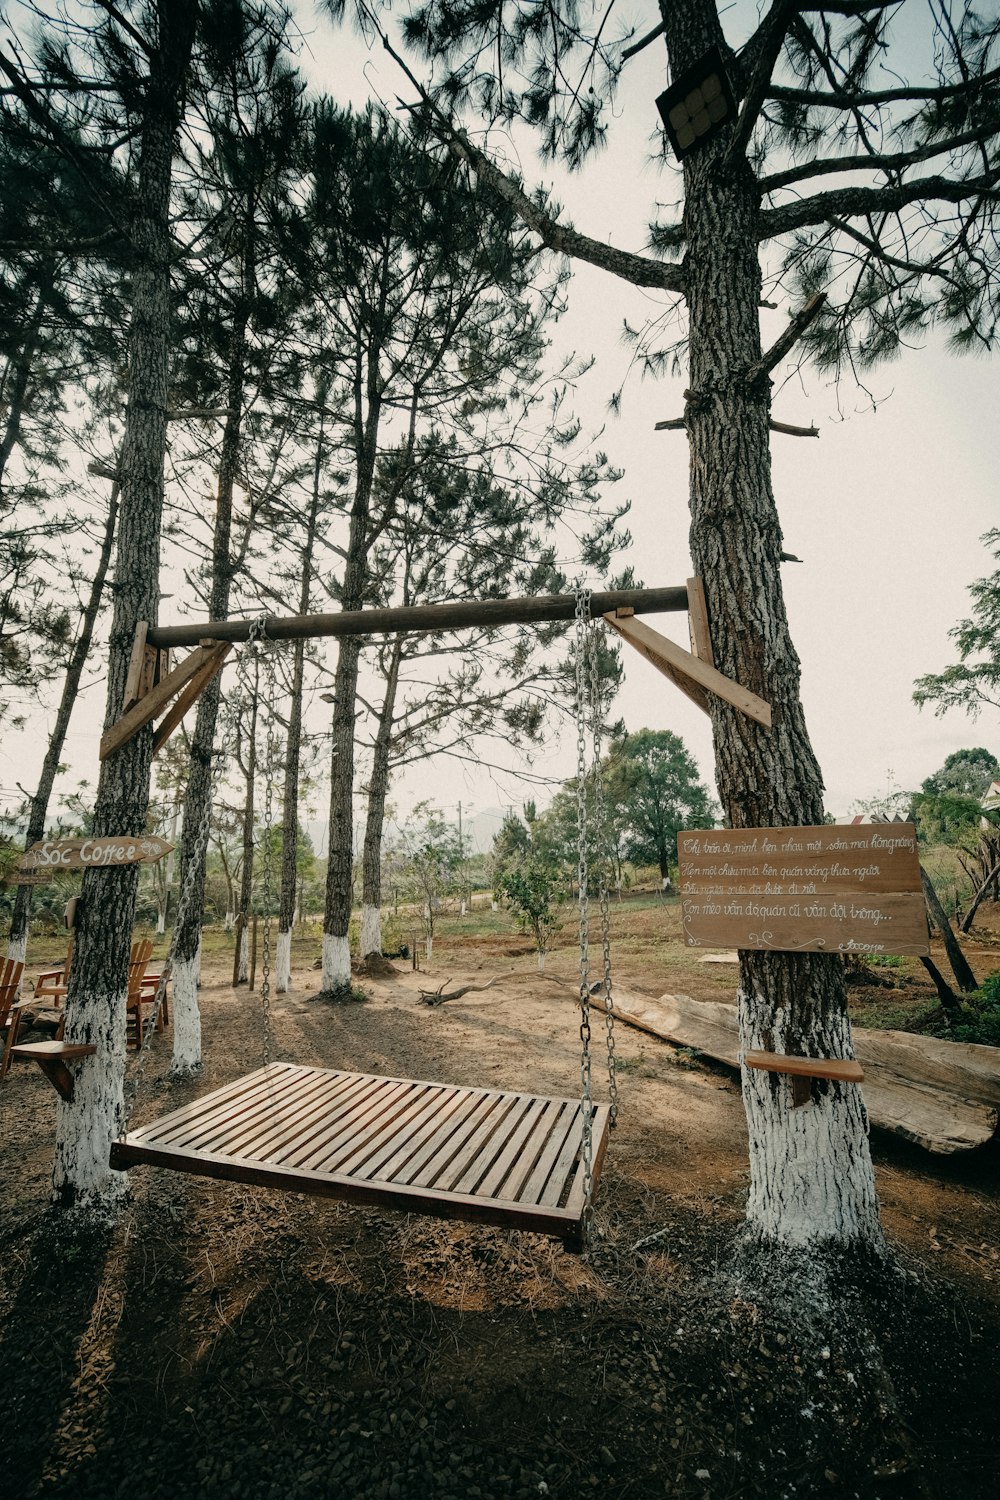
top-left (677, 824), bottom-right (929, 957)
top-left (13, 835), bottom-right (173, 878)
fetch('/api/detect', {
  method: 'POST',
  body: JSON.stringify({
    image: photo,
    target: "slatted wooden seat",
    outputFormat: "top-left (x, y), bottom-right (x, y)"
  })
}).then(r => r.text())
top-left (110, 1063), bottom-right (611, 1248)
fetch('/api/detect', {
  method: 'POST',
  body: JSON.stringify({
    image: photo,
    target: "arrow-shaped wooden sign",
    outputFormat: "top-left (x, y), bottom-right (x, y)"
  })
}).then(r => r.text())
top-left (11, 834), bottom-right (173, 880)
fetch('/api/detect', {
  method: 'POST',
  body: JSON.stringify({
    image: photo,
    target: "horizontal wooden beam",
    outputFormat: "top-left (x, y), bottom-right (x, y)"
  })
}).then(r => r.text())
top-left (143, 586), bottom-right (690, 651)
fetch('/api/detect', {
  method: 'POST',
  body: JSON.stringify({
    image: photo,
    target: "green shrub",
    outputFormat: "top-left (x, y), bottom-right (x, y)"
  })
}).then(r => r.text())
top-left (937, 972), bottom-right (1000, 1047)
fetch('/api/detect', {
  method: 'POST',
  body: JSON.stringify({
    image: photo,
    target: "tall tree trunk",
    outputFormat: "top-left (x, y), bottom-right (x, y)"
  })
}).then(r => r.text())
top-left (662, 0), bottom-right (881, 1256)
top-left (321, 340), bottom-right (383, 994)
top-left (277, 418), bottom-right (323, 992)
top-left (171, 294), bottom-right (250, 1071)
top-left (52, 0), bottom-right (196, 1210)
top-left (921, 866), bottom-right (978, 992)
top-left (235, 695), bottom-right (259, 984)
top-left (7, 482), bottom-right (119, 964)
top-left (360, 637), bottom-right (404, 957)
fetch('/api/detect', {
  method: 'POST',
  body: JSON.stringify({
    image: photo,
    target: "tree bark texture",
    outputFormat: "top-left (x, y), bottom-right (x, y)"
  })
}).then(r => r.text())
top-left (660, 0), bottom-right (881, 1253)
top-left (277, 423), bottom-right (323, 990)
top-left (171, 285), bottom-right (251, 1069)
top-left (7, 483), bottom-right (119, 962)
top-left (359, 637), bottom-right (404, 957)
top-left (321, 335), bottom-right (383, 992)
top-left (235, 696), bottom-right (259, 988)
top-left (52, 0), bottom-right (196, 1210)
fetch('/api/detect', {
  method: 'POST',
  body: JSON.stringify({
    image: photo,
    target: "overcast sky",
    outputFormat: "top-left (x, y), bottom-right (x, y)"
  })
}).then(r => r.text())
top-left (3, 2), bottom-right (996, 847)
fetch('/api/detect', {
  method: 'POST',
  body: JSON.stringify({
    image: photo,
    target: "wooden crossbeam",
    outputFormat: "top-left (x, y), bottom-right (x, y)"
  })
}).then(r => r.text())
top-left (603, 612), bottom-right (771, 728)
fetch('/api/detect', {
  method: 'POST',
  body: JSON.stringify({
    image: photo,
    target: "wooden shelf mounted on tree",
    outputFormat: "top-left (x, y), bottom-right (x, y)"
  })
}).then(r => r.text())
top-left (9, 1040), bottom-right (98, 1102)
top-left (744, 1050), bottom-right (864, 1107)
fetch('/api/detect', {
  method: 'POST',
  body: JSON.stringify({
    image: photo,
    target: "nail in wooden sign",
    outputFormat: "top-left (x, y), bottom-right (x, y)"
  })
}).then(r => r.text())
top-left (11, 834), bottom-right (174, 879)
top-left (677, 823), bottom-right (929, 957)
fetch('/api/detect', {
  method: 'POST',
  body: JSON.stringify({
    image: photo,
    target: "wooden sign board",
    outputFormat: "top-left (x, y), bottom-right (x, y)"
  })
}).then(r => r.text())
top-left (13, 834), bottom-right (173, 878)
top-left (677, 823), bottom-right (929, 957)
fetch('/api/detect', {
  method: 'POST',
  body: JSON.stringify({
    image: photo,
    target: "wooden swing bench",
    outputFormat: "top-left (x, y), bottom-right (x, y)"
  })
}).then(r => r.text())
top-left (110, 1062), bottom-right (612, 1249)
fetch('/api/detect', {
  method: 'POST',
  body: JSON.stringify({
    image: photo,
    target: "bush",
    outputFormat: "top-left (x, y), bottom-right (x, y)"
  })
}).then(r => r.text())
top-left (937, 972), bottom-right (1000, 1047)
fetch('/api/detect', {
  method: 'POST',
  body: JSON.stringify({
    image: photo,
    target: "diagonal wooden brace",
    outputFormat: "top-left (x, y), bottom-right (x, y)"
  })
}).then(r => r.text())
top-left (100, 639), bottom-right (230, 761)
top-left (603, 612), bottom-right (771, 728)
top-left (152, 640), bottom-right (232, 756)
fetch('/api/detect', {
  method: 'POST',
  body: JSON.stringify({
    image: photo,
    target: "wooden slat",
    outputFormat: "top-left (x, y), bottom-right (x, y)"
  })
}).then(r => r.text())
top-left (686, 575), bottom-right (715, 665)
top-left (285, 1077), bottom-right (423, 1172)
top-left (122, 622), bottom-right (149, 713)
top-left (519, 1101), bottom-right (579, 1204)
top-left (392, 1089), bottom-right (506, 1188)
top-left (238, 1072), bottom-right (381, 1164)
top-left (171, 1067), bottom-right (356, 1154)
top-left (353, 1084), bottom-right (474, 1183)
top-left (110, 1064), bottom-right (611, 1245)
top-left (441, 1093), bottom-right (534, 1194)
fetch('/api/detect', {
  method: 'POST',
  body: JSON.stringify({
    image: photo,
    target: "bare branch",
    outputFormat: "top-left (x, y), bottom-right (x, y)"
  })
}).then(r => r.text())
top-left (767, 65), bottom-right (1000, 110)
top-left (725, 0), bottom-right (798, 169)
top-left (621, 22), bottom-right (665, 64)
top-left (749, 292), bottom-right (827, 380)
top-left (759, 170), bottom-right (1000, 238)
top-left (372, 24), bottom-right (687, 294)
top-left (759, 125), bottom-right (998, 194)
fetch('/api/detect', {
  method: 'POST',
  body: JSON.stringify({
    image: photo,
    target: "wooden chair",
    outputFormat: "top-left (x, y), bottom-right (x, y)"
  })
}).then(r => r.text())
top-left (0, 958), bottom-right (26, 1080)
top-left (126, 938), bottom-right (155, 1050)
top-left (32, 941), bottom-right (73, 1004)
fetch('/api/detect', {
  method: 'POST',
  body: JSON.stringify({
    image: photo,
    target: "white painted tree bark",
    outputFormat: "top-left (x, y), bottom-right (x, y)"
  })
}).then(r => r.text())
top-left (360, 903), bottom-right (381, 958)
top-left (170, 954), bottom-right (202, 1075)
top-left (322, 933), bottom-right (351, 992)
top-left (276, 930), bottom-right (292, 993)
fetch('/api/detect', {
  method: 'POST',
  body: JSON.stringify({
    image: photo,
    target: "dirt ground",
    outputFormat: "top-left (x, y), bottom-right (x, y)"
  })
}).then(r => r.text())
top-left (1, 903), bottom-right (999, 1499)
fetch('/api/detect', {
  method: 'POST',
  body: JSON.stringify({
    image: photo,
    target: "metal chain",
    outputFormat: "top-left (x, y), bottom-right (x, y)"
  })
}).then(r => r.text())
top-left (587, 615), bottom-right (619, 1128)
top-left (258, 628), bottom-right (277, 1072)
top-left (574, 587), bottom-right (594, 1233)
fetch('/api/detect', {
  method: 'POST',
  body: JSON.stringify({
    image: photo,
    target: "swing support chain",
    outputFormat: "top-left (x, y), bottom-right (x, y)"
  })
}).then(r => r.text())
top-left (587, 610), bottom-right (618, 1129)
top-left (574, 588), bottom-right (595, 1235)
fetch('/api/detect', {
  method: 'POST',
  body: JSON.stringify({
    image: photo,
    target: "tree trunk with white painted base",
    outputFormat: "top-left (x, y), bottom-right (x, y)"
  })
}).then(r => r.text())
top-left (51, 0), bottom-right (196, 1211)
top-left (278, 421), bottom-right (323, 991)
top-left (359, 637), bottom-right (403, 957)
top-left (276, 929), bottom-right (292, 993)
top-left (662, 0), bottom-right (882, 1257)
top-left (321, 932), bottom-right (352, 993)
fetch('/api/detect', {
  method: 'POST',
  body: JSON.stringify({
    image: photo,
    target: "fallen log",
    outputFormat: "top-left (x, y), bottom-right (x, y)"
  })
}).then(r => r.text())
top-left (608, 991), bottom-right (1000, 1155)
